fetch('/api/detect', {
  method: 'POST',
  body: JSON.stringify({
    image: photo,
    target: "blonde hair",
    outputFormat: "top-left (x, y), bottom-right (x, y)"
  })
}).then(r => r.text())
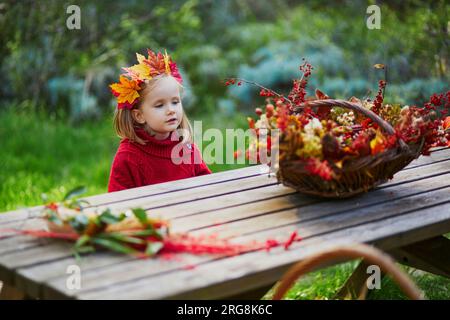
top-left (113, 74), bottom-right (193, 145)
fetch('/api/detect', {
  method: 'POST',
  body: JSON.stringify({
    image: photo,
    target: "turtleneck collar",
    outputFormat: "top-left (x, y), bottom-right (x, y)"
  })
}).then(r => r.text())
top-left (128, 127), bottom-right (191, 159)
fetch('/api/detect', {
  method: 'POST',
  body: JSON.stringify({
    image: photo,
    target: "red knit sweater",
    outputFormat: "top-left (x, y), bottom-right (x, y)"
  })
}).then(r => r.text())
top-left (108, 128), bottom-right (212, 192)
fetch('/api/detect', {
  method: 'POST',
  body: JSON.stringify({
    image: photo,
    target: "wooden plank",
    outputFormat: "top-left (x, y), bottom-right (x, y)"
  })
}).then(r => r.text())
top-left (74, 201), bottom-right (450, 300)
top-left (0, 164), bottom-right (268, 221)
top-left (0, 236), bottom-right (50, 256)
top-left (3, 151), bottom-right (450, 298)
top-left (2, 159), bottom-right (449, 234)
top-left (83, 164), bottom-right (269, 207)
top-left (3, 166), bottom-right (447, 259)
top-left (91, 173), bottom-right (279, 215)
top-left (185, 176), bottom-right (450, 236)
top-left (1, 148), bottom-right (448, 225)
top-left (40, 185), bottom-right (450, 299)
top-left (13, 252), bottom-right (144, 299)
top-left (149, 184), bottom-right (297, 220)
top-left (0, 282), bottom-right (25, 300)
top-left (428, 146), bottom-right (450, 152)
top-left (334, 260), bottom-right (374, 299)
top-left (404, 148), bottom-right (450, 169)
top-left (0, 172), bottom-right (278, 243)
top-left (382, 160), bottom-right (450, 187)
top-left (0, 169), bottom-right (274, 226)
top-left (6, 167), bottom-right (450, 297)
top-left (0, 207), bottom-right (44, 225)
top-left (1, 146), bottom-right (447, 222)
top-left (389, 236), bottom-right (450, 278)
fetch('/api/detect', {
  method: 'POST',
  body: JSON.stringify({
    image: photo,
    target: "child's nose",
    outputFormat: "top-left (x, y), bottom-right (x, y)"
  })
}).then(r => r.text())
top-left (166, 105), bottom-right (175, 114)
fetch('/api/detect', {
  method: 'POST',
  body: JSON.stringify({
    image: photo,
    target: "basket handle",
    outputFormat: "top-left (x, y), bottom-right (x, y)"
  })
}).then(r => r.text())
top-left (272, 243), bottom-right (424, 300)
top-left (294, 99), bottom-right (409, 151)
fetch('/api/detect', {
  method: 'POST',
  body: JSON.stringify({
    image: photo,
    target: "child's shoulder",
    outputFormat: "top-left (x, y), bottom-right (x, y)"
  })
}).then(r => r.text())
top-left (114, 139), bottom-right (145, 161)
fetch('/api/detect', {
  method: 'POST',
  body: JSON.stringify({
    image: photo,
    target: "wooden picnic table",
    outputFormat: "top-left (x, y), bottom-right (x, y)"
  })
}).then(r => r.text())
top-left (0, 147), bottom-right (449, 300)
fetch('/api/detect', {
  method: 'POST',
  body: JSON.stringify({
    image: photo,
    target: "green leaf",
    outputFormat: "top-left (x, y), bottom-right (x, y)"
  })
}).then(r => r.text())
top-left (63, 186), bottom-right (87, 201)
top-left (117, 212), bottom-right (127, 221)
top-left (47, 210), bottom-right (63, 226)
top-left (92, 237), bottom-right (136, 255)
top-left (98, 209), bottom-right (121, 225)
top-left (68, 199), bottom-right (91, 210)
top-left (155, 226), bottom-right (169, 239)
top-left (75, 245), bottom-right (95, 254)
top-left (97, 232), bottom-right (145, 245)
top-left (145, 242), bottom-right (164, 256)
top-left (132, 208), bottom-right (148, 225)
top-left (75, 234), bottom-right (91, 248)
top-left (68, 214), bottom-right (90, 233)
top-left (73, 245), bottom-right (95, 262)
top-left (126, 229), bottom-right (159, 237)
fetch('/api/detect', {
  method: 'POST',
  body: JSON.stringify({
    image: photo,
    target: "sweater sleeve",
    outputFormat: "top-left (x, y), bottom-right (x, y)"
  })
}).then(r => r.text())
top-left (108, 151), bottom-right (142, 192)
top-left (192, 144), bottom-right (212, 176)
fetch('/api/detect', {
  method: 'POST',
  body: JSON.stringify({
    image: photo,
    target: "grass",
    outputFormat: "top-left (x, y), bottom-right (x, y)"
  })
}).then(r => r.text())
top-left (0, 109), bottom-right (448, 300)
top-left (262, 261), bottom-right (450, 300)
top-left (0, 110), bottom-right (115, 211)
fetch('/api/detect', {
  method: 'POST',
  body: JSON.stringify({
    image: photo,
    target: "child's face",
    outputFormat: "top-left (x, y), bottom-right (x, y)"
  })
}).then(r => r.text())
top-left (133, 76), bottom-right (183, 139)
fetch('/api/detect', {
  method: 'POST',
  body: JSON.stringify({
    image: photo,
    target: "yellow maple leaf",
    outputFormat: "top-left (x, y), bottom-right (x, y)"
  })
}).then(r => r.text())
top-left (123, 62), bottom-right (152, 81)
top-left (136, 52), bottom-right (146, 64)
top-left (163, 49), bottom-right (171, 75)
top-left (370, 131), bottom-right (387, 155)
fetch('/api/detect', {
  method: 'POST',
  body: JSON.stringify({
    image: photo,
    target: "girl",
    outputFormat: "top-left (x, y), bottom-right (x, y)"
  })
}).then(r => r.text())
top-left (108, 49), bottom-right (211, 192)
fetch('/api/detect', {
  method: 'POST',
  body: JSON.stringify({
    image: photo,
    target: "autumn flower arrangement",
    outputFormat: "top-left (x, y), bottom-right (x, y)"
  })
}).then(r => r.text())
top-left (1, 187), bottom-right (301, 260)
top-left (227, 60), bottom-right (450, 197)
top-left (109, 48), bottom-right (183, 109)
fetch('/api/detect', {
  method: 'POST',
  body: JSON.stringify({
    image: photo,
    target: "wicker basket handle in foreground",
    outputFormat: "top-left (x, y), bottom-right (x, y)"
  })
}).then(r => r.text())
top-left (272, 243), bottom-right (424, 300)
top-left (294, 99), bottom-right (409, 151)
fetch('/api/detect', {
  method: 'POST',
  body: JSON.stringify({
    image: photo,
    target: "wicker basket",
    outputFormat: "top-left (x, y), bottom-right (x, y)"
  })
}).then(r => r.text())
top-left (276, 99), bottom-right (425, 198)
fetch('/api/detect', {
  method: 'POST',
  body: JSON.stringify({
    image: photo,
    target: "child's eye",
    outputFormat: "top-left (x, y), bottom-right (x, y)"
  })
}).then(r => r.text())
top-left (172, 100), bottom-right (180, 105)
top-left (155, 104), bottom-right (163, 108)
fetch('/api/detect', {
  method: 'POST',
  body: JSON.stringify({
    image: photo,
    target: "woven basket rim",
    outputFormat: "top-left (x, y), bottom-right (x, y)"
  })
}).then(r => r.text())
top-left (279, 139), bottom-right (424, 175)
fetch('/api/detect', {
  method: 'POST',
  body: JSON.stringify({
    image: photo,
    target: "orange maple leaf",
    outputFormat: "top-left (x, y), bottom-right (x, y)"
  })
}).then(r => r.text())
top-left (147, 49), bottom-right (167, 77)
top-left (444, 116), bottom-right (450, 131)
top-left (109, 76), bottom-right (142, 109)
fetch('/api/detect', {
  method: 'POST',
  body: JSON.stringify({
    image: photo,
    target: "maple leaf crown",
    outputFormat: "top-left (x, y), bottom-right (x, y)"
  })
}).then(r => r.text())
top-left (110, 48), bottom-right (183, 110)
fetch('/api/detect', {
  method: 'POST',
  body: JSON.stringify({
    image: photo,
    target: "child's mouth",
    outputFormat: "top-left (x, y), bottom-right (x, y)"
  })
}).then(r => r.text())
top-left (166, 118), bottom-right (177, 124)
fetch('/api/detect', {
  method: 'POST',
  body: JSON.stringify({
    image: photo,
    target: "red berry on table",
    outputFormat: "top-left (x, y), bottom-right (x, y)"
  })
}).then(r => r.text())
top-left (255, 108), bottom-right (263, 116)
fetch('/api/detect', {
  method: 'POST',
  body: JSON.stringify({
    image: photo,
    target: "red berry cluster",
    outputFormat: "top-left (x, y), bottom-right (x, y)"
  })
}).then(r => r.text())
top-left (225, 78), bottom-right (242, 86)
top-left (395, 90), bottom-right (450, 155)
top-left (304, 158), bottom-right (333, 181)
top-left (372, 80), bottom-right (386, 114)
top-left (265, 103), bottom-right (275, 118)
top-left (425, 91), bottom-right (450, 115)
top-left (259, 89), bottom-right (275, 97)
top-left (288, 59), bottom-right (313, 106)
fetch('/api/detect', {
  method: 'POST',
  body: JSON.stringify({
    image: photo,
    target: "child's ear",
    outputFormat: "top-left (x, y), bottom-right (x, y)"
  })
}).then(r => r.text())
top-left (131, 109), bottom-right (145, 124)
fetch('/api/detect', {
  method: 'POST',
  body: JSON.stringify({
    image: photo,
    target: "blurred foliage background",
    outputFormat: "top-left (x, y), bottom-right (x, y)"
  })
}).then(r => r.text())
top-left (0, 0), bottom-right (449, 300)
top-left (0, 0), bottom-right (449, 208)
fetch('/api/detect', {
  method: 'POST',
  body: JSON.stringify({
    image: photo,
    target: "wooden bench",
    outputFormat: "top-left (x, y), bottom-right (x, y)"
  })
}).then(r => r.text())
top-left (0, 147), bottom-right (449, 299)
